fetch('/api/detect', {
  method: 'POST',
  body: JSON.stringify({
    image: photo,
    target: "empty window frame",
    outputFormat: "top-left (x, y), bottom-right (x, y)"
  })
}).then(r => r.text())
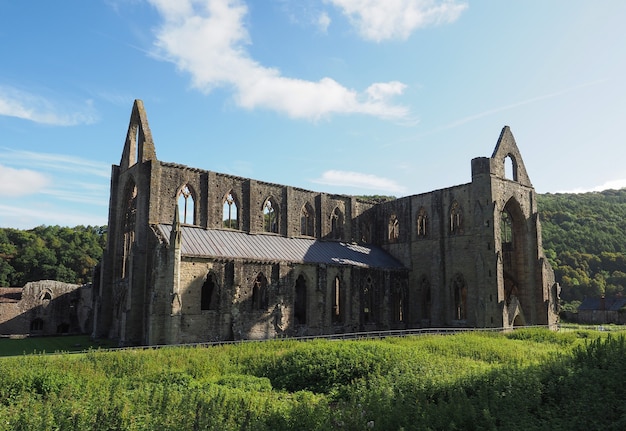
top-left (450, 201), bottom-right (463, 234)
top-left (417, 207), bottom-right (428, 237)
top-left (223, 192), bottom-right (239, 229)
top-left (263, 198), bottom-right (278, 233)
top-left (301, 203), bottom-right (314, 236)
top-left (177, 185), bottom-right (195, 225)
top-left (388, 214), bottom-right (399, 241)
top-left (201, 272), bottom-right (219, 311)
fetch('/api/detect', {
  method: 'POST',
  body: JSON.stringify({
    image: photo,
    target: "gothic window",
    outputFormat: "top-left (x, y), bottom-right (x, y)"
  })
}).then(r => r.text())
top-left (450, 201), bottom-right (463, 234)
top-left (332, 276), bottom-right (342, 324)
top-left (301, 203), bottom-right (314, 236)
top-left (388, 214), bottom-right (399, 241)
top-left (361, 220), bottom-right (372, 243)
top-left (501, 210), bottom-right (513, 248)
top-left (251, 272), bottom-right (269, 311)
top-left (263, 198), bottom-right (278, 233)
top-left (392, 283), bottom-right (406, 323)
top-left (122, 183), bottom-right (137, 279)
top-left (177, 184), bottom-right (195, 225)
top-left (363, 276), bottom-right (374, 323)
top-left (294, 274), bottom-right (307, 325)
top-left (30, 318), bottom-right (44, 332)
top-left (223, 192), bottom-right (239, 229)
top-left (417, 207), bottom-right (428, 237)
top-left (201, 272), bottom-right (219, 311)
top-left (330, 207), bottom-right (343, 239)
top-left (504, 154), bottom-right (518, 181)
top-left (452, 274), bottom-right (467, 320)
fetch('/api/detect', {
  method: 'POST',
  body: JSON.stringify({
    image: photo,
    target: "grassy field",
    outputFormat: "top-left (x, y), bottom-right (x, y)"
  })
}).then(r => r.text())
top-left (0, 335), bottom-right (116, 357)
top-left (0, 328), bottom-right (624, 430)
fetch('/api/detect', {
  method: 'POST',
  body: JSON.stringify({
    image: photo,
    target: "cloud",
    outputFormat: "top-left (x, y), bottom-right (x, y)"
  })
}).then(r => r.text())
top-left (317, 11), bottom-right (331, 32)
top-left (0, 86), bottom-right (98, 126)
top-left (312, 170), bottom-right (406, 194)
top-left (557, 179), bottom-right (626, 194)
top-left (327, 0), bottom-right (467, 41)
top-left (0, 148), bottom-right (111, 179)
top-left (0, 165), bottom-right (50, 197)
top-left (147, 0), bottom-right (408, 120)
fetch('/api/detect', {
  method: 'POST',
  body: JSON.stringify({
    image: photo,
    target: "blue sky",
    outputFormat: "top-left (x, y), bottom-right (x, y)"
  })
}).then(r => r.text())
top-left (1, 0), bottom-right (625, 229)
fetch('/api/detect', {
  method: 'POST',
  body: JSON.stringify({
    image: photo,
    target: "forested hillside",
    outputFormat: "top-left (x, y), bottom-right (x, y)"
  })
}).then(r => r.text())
top-left (538, 188), bottom-right (626, 306)
top-left (0, 225), bottom-right (106, 287)
top-left (1, 189), bottom-right (625, 310)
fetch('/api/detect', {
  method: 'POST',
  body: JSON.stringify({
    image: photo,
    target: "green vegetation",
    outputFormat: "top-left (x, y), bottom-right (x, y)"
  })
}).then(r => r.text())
top-left (0, 329), bottom-right (625, 430)
top-left (538, 189), bottom-right (626, 305)
top-left (0, 335), bottom-right (116, 357)
top-left (0, 225), bottom-right (106, 287)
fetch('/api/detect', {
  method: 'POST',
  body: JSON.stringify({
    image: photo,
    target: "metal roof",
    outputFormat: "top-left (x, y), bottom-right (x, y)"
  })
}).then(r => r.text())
top-left (578, 296), bottom-right (626, 312)
top-left (155, 224), bottom-right (406, 270)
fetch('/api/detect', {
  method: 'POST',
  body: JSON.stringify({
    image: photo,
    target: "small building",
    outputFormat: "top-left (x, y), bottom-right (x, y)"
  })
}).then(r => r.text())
top-left (0, 280), bottom-right (92, 336)
top-left (578, 296), bottom-right (626, 325)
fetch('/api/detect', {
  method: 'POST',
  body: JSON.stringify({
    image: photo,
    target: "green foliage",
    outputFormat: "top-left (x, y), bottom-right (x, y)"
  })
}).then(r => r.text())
top-left (0, 225), bottom-right (106, 286)
top-left (1, 330), bottom-right (624, 430)
top-left (538, 189), bottom-right (626, 304)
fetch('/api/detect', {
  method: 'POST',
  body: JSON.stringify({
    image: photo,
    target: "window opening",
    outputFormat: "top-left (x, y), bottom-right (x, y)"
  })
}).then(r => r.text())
top-left (330, 207), bottom-right (343, 239)
top-left (504, 154), bottom-right (517, 181)
top-left (301, 203), bottom-right (314, 236)
top-left (363, 276), bottom-right (374, 323)
top-left (294, 275), bottom-right (307, 324)
top-left (252, 272), bottom-right (269, 310)
top-left (450, 201), bottom-right (462, 234)
top-left (223, 192), bottom-right (239, 229)
top-left (332, 276), bottom-right (342, 324)
top-left (201, 272), bottom-right (219, 311)
top-left (122, 184), bottom-right (137, 279)
top-left (421, 276), bottom-right (431, 320)
top-left (178, 185), bottom-right (194, 225)
top-left (263, 198), bottom-right (278, 233)
top-left (417, 208), bottom-right (428, 237)
top-left (388, 214), bottom-right (399, 241)
top-left (392, 283), bottom-right (406, 322)
top-left (453, 274), bottom-right (467, 320)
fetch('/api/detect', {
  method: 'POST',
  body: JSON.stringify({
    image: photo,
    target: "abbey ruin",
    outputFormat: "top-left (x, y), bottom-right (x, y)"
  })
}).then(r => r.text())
top-left (93, 100), bottom-right (559, 346)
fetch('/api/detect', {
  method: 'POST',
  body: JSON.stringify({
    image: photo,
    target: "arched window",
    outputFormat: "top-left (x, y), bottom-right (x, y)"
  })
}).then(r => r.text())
top-left (201, 272), bottom-right (219, 311)
top-left (501, 210), bottom-right (513, 247)
top-left (332, 276), bottom-right (342, 324)
top-left (363, 276), bottom-right (375, 323)
top-left (263, 198), bottom-right (278, 233)
top-left (360, 220), bottom-right (372, 243)
top-left (251, 272), bottom-right (269, 311)
top-left (301, 203), bottom-right (314, 236)
top-left (294, 274), bottom-right (307, 325)
top-left (504, 154), bottom-right (518, 181)
top-left (388, 214), bottom-right (399, 241)
top-left (452, 274), bottom-right (467, 320)
top-left (417, 207), bottom-right (428, 237)
top-left (450, 201), bottom-right (463, 234)
top-left (330, 207), bottom-right (343, 239)
top-left (223, 192), bottom-right (239, 229)
top-left (122, 183), bottom-right (137, 279)
top-left (392, 282), bottom-right (406, 323)
top-left (177, 184), bottom-right (195, 225)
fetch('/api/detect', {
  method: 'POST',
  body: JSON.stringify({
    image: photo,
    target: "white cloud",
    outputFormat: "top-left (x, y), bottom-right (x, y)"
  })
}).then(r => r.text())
top-left (0, 86), bottom-right (97, 126)
top-left (557, 179), bottom-right (626, 194)
top-left (0, 149), bottom-right (111, 179)
top-left (327, 0), bottom-right (467, 41)
top-left (313, 169), bottom-right (406, 194)
top-left (317, 11), bottom-right (331, 32)
top-left (0, 165), bottom-right (50, 197)
top-left (147, 0), bottom-right (408, 120)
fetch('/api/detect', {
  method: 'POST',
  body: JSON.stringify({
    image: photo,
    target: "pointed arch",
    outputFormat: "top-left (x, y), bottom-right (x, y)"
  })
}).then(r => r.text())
top-left (417, 207), bottom-right (428, 237)
top-left (252, 272), bottom-right (269, 311)
top-left (177, 184), bottom-right (195, 225)
top-left (301, 202), bottom-right (315, 236)
top-left (388, 213), bottom-right (399, 241)
top-left (363, 276), bottom-right (375, 323)
top-left (294, 274), bottom-right (307, 325)
top-left (201, 272), bottom-right (219, 311)
top-left (332, 276), bottom-right (343, 324)
top-left (330, 206), bottom-right (343, 239)
top-left (122, 180), bottom-right (137, 279)
top-left (452, 273), bottom-right (467, 321)
top-left (501, 197), bottom-right (528, 316)
top-left (504, 154), bottom-right (518, 181)
top-left (450, 200), bottom-right (463, 234)
top-left (223, 191), bottom-right (239, 229)
top-left (263, 197), bottom-right (279, 233)
top-left (391, 282), bottom-right (407, 323)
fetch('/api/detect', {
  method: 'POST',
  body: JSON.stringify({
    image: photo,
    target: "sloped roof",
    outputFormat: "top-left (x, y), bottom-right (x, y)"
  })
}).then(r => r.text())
top-left (155, 224), bottom-right (406, 270)
top-left (578, 296), bottom-right (626, 312)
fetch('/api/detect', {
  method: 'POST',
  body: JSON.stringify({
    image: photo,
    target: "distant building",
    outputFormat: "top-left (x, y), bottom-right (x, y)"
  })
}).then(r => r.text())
top-left (0, 280), bottom-right (92, 336)
top-left (93, 100), bottom-right (559, 346)
top-left (577, 296), bottom-right (626, 325)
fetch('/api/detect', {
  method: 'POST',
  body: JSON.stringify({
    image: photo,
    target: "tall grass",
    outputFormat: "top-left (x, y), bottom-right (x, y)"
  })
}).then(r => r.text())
top-left (0, 329), bottom-right (623, 430)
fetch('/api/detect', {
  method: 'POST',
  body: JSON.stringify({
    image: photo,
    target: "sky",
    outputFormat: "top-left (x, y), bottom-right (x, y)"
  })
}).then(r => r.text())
top-left (1, 0), bottom-right (625, 229)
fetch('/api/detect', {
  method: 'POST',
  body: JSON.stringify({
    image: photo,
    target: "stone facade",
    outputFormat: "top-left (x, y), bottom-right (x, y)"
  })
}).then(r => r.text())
top-left (0, 280), bottom-right (92, 336)
top-left (93, 100), bottom-right (559, 346)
